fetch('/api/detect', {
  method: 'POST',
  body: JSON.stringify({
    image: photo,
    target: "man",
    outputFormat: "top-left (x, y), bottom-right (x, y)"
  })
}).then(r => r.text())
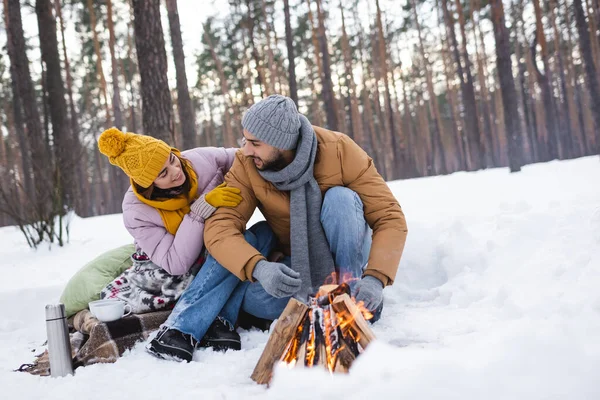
top-left (204, 94), bottom-right (407, 321)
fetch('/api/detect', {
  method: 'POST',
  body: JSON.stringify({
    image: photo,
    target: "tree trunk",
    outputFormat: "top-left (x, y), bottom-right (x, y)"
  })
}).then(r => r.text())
top-left (283, 0), bottom-right (298, 105)
top-left (411, 0), bottom-right (447, 174)
top-left (306, 57), bottom-right (324, 127)
top-left (203, 25), bottom-right (236, 147)
top-left (374, 0), bottom-right (399, 178)
top-left (454, 0), bottom-right (485, 167)
top-left (105, 0), bottom-right (130, 211)
top-left (438, 1), bottom-right (466, 170)
top-left (125, 16), bottom-right (139, 134)
top-left (548, 0), bottom-right (574, 158)
top-left (510, 6), bottom-right (533, 164)
top-left (261, 0), bottom-right (278, 94)
top-left (352, 3), bottom-right (384, 175)
top-left (315, 0), bottom-right (339, 131)
top-left (106, 0), bottom-right (124, 130)
top-left (415, 91), bottom-right (433, 176)
top-left (245, 0), bottom-right (268, 96)
top-left (584, 0), bottom-right (600, 74)
top-left (561, 0), bottom-right (587, 156)
top-left (532, 0), bottom-right (561, 160)
top-left (132, 0), bottom-right (174, 143)
top-left (490, 0), bottom-right (522, 172)
top-left (469, 0), bottom-right (498, 166)
top-left (55, 0), bottom-right (88, 214)
top-left (339, 2), bottom-right (364, 149)
top-left (5, 0), bottom-right (46, 192)
top-left (36, 0), bottom-right (75, 208)
top-left (3, 0), bottom-right (34, 198)
top-left (573, 0), bottom-right (600, 152)
top-left (306, 0), bottom-right (323, 84)
top-left (442, 0), bottom-right (483, 170)
top-left (166, 0), bottom-right (197, 150)
top-left (86, 0), bottom-right (112, 126)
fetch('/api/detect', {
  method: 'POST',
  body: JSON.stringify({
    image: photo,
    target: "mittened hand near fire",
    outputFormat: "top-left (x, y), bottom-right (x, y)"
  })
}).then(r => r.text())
top-left (354, 276), bottom-right (384, 311)
top-left (252, 260), bottom-right (301, 298)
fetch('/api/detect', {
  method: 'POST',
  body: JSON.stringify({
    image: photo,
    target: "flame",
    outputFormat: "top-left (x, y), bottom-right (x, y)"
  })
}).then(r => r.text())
top-left (322, 272), bottom-right (360, 286)
top-left (353, 299), bottom-right (374, 321)
top-left (305, 311), bottom-right (316, 366)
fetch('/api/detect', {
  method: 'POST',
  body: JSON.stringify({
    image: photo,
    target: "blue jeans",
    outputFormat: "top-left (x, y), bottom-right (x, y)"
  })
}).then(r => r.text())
top-left (165, 187), bottom-right (375, 341)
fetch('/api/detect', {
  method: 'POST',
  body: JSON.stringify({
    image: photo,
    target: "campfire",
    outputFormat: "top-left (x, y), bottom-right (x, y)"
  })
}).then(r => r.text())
top-left (251, 283), bottom-right (376, 384)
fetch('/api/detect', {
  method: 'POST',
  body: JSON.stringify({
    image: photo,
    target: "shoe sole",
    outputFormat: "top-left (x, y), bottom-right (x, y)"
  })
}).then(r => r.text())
top-left (146, 341), bottom-right (193, 362)
top-left (199, 338), bottom-right (241, 351)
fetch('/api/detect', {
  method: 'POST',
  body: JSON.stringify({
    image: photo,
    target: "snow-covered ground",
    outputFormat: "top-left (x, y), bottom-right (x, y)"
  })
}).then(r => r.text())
top-left (1, 157), bottom-right (599, 399)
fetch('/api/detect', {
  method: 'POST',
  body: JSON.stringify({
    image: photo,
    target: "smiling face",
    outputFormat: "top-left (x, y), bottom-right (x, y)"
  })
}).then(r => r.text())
top-left (153, 152), bottom-right (186, 189)
top-left (240, 129), bottom-right (294, 171)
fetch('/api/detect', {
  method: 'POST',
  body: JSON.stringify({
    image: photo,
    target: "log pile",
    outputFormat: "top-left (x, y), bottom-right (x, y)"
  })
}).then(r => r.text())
top-left (251, 283), bottom-right (376, 385)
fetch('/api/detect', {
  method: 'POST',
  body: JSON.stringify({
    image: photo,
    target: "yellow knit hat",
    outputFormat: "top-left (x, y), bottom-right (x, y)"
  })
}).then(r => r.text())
top-left (98, 127), bottom-right (173, 188)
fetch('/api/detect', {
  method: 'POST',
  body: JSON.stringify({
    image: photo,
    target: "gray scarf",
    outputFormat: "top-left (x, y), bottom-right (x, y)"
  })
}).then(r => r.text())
top-left (258, 115), bottom-right (335, 301)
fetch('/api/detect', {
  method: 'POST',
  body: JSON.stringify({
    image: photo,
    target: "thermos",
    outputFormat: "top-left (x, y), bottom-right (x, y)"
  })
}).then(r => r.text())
top-left (45, 304), bottom-right (74, 377)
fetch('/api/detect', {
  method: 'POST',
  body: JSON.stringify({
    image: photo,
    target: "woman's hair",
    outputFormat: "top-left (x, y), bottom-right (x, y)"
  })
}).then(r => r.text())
top-left (133, 154), bottom-right (193, 200)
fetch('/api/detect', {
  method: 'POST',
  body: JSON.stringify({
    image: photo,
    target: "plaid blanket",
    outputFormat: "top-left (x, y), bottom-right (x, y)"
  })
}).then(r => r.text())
top-left (18, 309), bottom-right (170, 376)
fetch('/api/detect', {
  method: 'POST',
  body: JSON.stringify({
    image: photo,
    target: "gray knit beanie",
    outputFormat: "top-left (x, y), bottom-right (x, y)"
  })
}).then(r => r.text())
top-left (241, 94), bottom-right (301, 150)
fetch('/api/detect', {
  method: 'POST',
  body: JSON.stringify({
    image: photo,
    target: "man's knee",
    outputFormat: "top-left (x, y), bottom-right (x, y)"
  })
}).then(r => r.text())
top-left (244, 221), bottom-right (277, 254)
top-left (321, 186), bottom-right (362, 222)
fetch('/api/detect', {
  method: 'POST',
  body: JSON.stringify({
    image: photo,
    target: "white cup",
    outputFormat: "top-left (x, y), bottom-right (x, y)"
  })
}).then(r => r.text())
top-left (88, 299), bottom-right (132, 322)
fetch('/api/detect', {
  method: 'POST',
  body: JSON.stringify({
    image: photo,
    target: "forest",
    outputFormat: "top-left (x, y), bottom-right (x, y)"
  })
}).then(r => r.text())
top-left (0, 0), bottom-right (599, 245)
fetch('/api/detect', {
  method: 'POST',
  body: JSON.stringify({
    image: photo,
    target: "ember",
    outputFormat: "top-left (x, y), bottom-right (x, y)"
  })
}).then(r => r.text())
top-left (251, 284), bottom-right (376, 384)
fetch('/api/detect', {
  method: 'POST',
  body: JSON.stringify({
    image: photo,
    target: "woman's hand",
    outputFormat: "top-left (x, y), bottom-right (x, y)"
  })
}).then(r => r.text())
top-left (205, 183), bottom-right (242, 208)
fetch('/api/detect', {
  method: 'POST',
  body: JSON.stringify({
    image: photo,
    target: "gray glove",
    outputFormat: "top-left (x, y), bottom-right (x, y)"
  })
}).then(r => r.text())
top-left (354, 276), bottom-right (384, 311)
top-left (252, 260), bottom-right (302, 298)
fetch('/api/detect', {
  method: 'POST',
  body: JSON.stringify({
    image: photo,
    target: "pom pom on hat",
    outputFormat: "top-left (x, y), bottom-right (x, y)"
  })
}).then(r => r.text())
top-left (98, 127), bottom-right (127, 158)
top-left (97, 127), bottom-right (174, 188)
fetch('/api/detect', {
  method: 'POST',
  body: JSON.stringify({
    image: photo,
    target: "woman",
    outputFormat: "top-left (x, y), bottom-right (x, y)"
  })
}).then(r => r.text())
top-left (98, 127), bottom-right (275, 362)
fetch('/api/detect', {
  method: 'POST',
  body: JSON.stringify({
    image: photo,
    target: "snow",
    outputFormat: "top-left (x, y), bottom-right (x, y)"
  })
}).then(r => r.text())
top-left (1, 156), bottom-right (599, 399)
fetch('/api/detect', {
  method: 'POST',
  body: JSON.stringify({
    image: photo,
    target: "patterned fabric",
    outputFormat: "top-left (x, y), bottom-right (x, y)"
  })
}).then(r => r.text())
top-left (99, 249), bottom-right (206, 314)
top-left (17, 309), bottom-right (170, 376)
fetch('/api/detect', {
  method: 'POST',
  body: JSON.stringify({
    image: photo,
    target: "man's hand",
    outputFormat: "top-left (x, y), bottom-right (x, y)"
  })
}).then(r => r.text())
top-left (354, 276), bottom-right (384, 311)
top-left (252, 260), bottom-right (301, 298)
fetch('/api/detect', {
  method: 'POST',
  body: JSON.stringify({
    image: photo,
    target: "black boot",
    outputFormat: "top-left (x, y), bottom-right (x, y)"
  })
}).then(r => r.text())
top-left (199, 318), bottom-right (241, 351)
top-left (146, 326), bottom-right (197, 362)
top-left (237, 309), bottom-right (273, 332)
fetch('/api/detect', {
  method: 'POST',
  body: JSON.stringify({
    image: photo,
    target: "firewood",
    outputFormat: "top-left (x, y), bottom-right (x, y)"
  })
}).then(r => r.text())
top-left (251, 287), bottom-right (377, 384)
top-left (331, 294), bottom-right (375, 349)
top-left (334, 340), bottom-right (356, 373)
top-left (251, 298), bottom-right (308, 385)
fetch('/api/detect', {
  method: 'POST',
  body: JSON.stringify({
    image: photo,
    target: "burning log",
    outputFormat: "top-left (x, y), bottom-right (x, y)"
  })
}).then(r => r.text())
top-left (251, 284), bottom-right (376, 385)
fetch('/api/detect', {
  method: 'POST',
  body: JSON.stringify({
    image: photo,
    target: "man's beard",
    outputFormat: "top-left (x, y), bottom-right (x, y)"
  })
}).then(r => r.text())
top-left (253, 151), bottom-right (289, 171)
